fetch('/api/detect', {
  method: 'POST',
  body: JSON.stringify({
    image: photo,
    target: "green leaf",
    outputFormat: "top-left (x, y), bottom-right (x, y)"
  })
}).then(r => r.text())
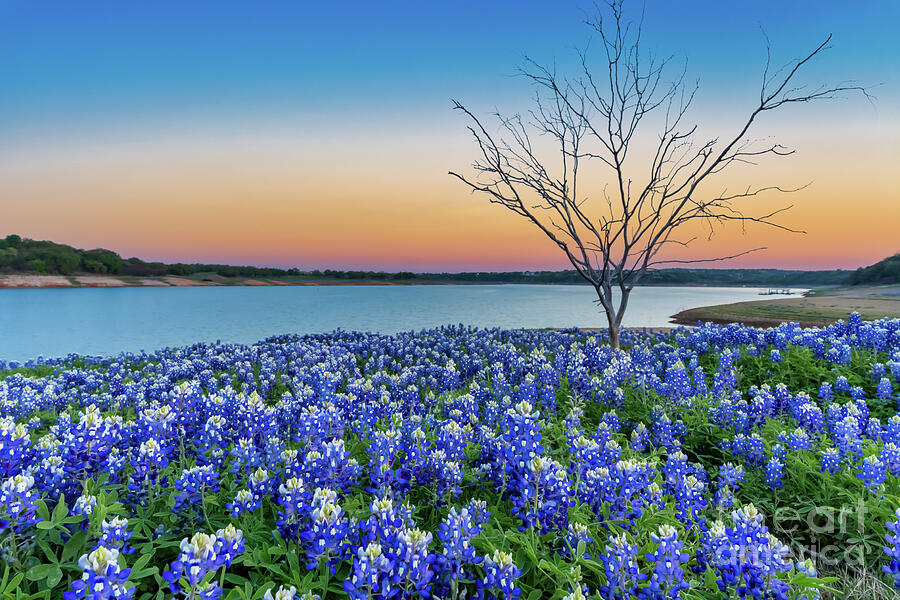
top-left (131, 566), bottom-right (159, 580)
top-left (61, 530), bottom-right (88, 563)
top-left (2, 572), bottom-right (24, 594)
top-left (51, 498), bottom-right (68, 524)
top-left (36, 540), bottom-right (58, 565)
top-left (25, 565), bottom-right (59, 583)
top-left (704, 566), bottom-right (718, 591)
top-left (34, 500), bottom-right (50, 523)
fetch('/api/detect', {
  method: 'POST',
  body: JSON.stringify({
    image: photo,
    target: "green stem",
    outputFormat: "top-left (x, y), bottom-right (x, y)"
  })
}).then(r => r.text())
top-left (201, 488), bottom-right (210, 526)
top-left (321, 560), bottom-right (331, 596)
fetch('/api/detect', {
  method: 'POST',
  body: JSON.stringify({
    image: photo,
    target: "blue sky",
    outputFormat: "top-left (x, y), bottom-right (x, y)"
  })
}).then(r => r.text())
top-left (1, 0), bottom-right (897, 270)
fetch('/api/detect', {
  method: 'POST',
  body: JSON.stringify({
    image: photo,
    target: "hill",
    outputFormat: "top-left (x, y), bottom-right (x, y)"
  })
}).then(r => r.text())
top-left (846, 253), bottom-right (900, 286)
top-left (0, 234), bottom-right (851, 286)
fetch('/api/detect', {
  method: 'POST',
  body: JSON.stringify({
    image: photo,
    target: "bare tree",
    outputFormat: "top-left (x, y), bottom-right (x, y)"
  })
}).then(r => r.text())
top-left (450, 0), bottom-right (867, 349)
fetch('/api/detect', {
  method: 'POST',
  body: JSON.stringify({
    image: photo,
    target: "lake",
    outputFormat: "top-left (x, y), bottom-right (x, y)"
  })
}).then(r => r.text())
top-left (0, 285), bottom-right (800, 362)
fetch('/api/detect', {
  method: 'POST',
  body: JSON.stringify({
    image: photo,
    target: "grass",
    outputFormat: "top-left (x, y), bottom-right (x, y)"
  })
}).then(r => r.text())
top-left (671, 285), bottom-right (900, 327)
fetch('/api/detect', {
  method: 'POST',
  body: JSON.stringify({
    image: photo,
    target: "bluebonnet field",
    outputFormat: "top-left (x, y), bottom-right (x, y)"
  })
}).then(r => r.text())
top-left (2, 315), bottom-right (900, 599)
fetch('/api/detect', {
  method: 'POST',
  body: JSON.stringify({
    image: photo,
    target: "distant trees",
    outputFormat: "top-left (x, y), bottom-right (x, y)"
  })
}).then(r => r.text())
top-left (0, 235), bottom-right (426, 281)
top-left (846, 254), bottom-right (900, 286)
top-left (450, 0), bottom-right (867, 348)
top-left (0, 233), bottom-right (860, 286)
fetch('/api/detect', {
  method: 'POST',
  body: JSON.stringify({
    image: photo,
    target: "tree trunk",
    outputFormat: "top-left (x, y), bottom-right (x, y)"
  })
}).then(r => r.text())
top-left (605, 306), bottom-right (620, 351)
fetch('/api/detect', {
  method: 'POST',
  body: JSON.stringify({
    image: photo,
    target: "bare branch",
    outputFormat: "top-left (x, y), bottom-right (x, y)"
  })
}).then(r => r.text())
top-left (450, 1), bottom-right (869, 348)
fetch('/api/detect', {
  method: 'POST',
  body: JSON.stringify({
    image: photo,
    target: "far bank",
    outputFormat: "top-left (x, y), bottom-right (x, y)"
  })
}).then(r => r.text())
top-left (670, 285), bottom-right (900, 328)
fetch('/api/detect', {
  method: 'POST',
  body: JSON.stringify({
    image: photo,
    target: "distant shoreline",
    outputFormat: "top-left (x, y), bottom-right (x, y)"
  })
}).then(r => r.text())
top-left (670, 285), bottom-right (900, 327)
top-left (0, 273), bottom-right (813, 290)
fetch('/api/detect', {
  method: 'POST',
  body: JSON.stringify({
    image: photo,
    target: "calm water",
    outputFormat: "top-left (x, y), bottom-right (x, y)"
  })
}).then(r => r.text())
top-left (0, 285), bottom-right (799, 362)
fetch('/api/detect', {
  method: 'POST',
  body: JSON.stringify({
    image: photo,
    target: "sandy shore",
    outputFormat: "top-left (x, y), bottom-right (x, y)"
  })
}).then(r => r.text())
top-left (0, 274), bottom-right (434, 289)
top-left (670, 285), bottom-right (900, 327)
top-left (0, 274), bottom-right (74, 288)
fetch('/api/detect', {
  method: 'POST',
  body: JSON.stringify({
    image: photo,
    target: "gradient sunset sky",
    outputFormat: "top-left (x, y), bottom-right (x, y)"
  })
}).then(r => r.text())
top-left (1, 0), bottom-right (897, 271)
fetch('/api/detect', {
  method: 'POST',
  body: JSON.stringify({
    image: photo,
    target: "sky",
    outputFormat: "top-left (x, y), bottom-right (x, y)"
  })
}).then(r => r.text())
top-left (1, 0), bottom-right (898, 272)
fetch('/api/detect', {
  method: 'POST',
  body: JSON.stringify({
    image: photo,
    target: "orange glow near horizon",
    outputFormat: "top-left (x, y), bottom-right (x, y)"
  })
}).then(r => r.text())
top-left (2, 109), bottom-right (898, 272)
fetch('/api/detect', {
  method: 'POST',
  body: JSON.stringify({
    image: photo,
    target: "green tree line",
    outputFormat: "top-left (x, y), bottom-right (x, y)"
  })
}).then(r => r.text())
top-left (846, 253), bottom-right (900, 285)
top-left (0, 234), bottom-right (867, 286)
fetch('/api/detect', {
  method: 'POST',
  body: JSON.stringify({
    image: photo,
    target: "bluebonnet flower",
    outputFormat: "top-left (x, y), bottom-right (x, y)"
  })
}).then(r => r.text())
top-left (227, 488), bottom-right (262, 518)
top-left (64, 546), bottom-right (134, 600)
top-left (309, 438), bottom-right (362, 492)
top-left (858, 455), bottom-right (887, 494)
top-left (708, 504), bottom-right (793, 598)
top-left (783, 427), bottom-right (812, 451)
top-left (882, 443), bottom-right (900, 477)
top-left (73, 493), bottom-right (98, 518)
top-left (438, 504), bottom-right (484, 583)
top-left (714, 463), bottom-right (744, 509)
top-left (262, 586), bottom-right (302, 600)
top-left (304, 495), bottom-right (350, 572)
top-left (717, 463), bottom-right (745, 488)
top-left (173, 465), bottom-right (220, 515)
top-left (629, 422), bottom-right (650, 453)
top-left (274, 476), bottom-right (307, 538)
top-left (598, 533), bottom-right (644, 598)
top-left (229, 438), bottom-right (263, 482)
top-left (820, 448), bottom-right (842, 474)
top-left (561, 522), bottom-right (593, 559)
top-left (216, 524), bottom-right (245, 568)
top-left (481, 549), bottom-right (522, 600)
top-left (128, 438), bottom-right (169, 496)
top-left (795, 559), bottom-right (821, 600)
top-left (865, 417), bottom-right (883, 441)
top-left (502, 400), bottom-right (544, 476)
top-left (673, 474), bottom-right (707, 530)
top-left (0, 418), bottom-right (31, 478)
top-left (765, 456), bottom-right (784, 490)
top-left (878, 377), bottom-right (893, 402)
top-left (359, 496), bottom-right (414, 548)
top-left (95, 517), bottom-right (135, 554)
top-left (562, 584), bottom-right (590, 600)
top-left (651, 410), bottom-right (684, 451)
top-left (884, 507), bottom-right (900, 588)
top-left (833, 415), bottom-right (863, 460)
top-left (563, 408), bottom-right (583, 444)
top-left (162, 532), bottom-right (225, 599)
top-left (663, 361), bottom-right (693, 405)
top-left (344, 542), bottom-right (394, 600)
top-left (392, 527), bottom-right (436, 597)
top-left (511, 456), bottom-right (571, 533)
top-left (770, 349), bottom-right (782, 363)
top-left (0, 474), bottom-right (40, 534)
top-left (835, 375), bottom-right (850, 393)
top-left (644, 524), bottom-right (689, 599)
top-left (885, 416), bottom-right (900, 445)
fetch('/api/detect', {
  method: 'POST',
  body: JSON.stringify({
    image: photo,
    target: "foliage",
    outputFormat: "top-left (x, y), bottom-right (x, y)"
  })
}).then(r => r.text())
top-left (0, 234), bottom-right (853, 285)
top-left (1, 316), bottom-right (900, 598)
top-left (847, 254), bottom-right (900, 286)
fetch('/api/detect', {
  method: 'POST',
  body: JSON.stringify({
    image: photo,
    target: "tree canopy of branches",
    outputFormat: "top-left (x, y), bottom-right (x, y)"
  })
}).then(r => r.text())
top-left (450, 0), bottom-right (867, 349)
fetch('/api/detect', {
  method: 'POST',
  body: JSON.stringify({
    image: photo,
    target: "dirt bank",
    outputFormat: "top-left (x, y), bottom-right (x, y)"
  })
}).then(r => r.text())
top-left (671, 285), bottom-right (900, 327)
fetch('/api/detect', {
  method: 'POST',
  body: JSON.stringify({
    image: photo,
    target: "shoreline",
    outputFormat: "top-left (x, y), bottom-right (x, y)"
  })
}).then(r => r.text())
top-left (670, 285), bottom-right (900, 328)
top-left (0, 274), bottom-right (454, 289)
top-left (0, 273), bottom-right (816, 290)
